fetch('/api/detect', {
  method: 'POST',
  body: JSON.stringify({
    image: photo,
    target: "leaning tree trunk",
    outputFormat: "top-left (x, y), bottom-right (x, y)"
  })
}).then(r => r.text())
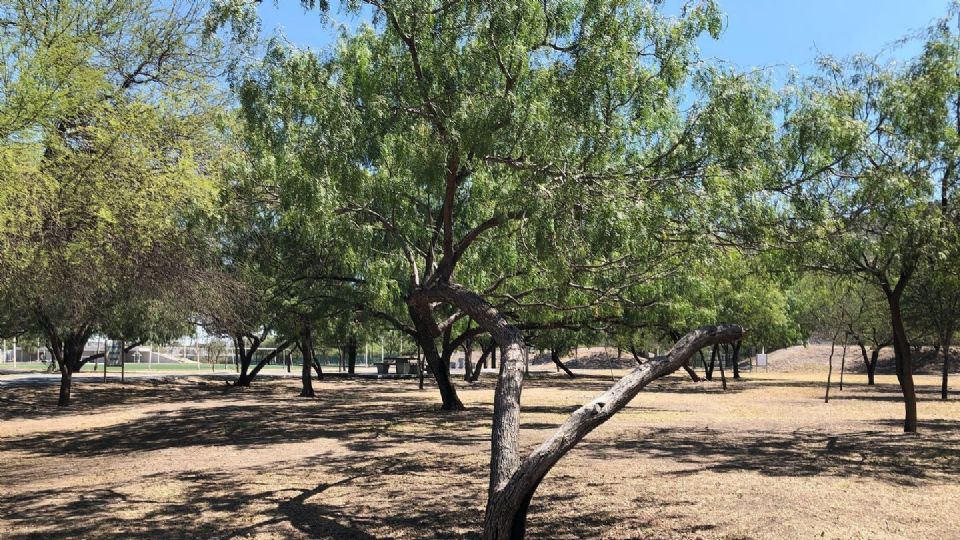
top-left (468, 343), bottom-right (494, 382)
top-left (550, 349), bottom-right (575, 379)
top-left (408, 303), bottom-right (465, 411)
top-left (237, 341), bottom-right (293, 387)
top-left (420, 282), bottom-right (743, 540)
top-left (885, 288), bottom-right (917, 433)
top-left (482, 324), bottom-right (744, 540)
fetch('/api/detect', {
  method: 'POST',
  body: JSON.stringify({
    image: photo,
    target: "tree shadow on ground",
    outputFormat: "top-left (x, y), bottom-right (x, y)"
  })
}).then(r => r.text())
top-left (581, 423), bottom-right (960, 487)
top-left (0, 390), bottom-right (493, 458)
top-left (0, 448), bottom-right (661, 540)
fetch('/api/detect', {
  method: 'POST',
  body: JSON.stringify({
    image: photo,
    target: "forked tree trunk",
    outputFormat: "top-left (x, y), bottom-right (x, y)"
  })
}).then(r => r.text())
top-left (408, 303), bottom-right (464, 411)
top-left (481, 324), bottom-right (744, 539)
top-left (420, 282), bottom-right (742, 540)
top-left (42, 326), bottom-right (88, 407)
top-left (236, 341), bottom-right (293, 387)
top-left (705, 344), bottom-right (718, 381)
top-left (468, 343), bottom-right (493, 382)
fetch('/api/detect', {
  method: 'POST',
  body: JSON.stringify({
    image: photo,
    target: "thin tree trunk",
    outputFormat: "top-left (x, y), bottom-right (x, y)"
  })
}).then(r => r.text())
top-left (705, 344), bottom-right (718, 381)
top-left (839, 336), bottom-right (848, 391)
top-left (885, 287), bottom-right (918, 433)
top-left (299, 327), bottom-right (315, 398)
top-left (468, 343), bottom-right (493, 382)
top-left (418, 343), bottom-right (425, 390)
top-left (731, 341), bottom-right (741, 379)
top-left (550, 349), bottom-right (574, 379)
top-left (717, 344), bottom-right (727, 391)
top-left (825, 341), bottom-right (834, 403)
top-left (464, 345), bottom-right (474, 382)
top-left (857, 340), bottom-right (869, 384)
top-left (681, 362), bottom-right (701, 382)
top-left (942, 336), bottom-right (952, 400)
top-left (867, 348), bottom-right (879, 386)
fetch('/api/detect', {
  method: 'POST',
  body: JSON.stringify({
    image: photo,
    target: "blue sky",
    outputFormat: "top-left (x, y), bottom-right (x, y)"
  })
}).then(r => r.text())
top-left (256, 1), bottom-right (953, 71)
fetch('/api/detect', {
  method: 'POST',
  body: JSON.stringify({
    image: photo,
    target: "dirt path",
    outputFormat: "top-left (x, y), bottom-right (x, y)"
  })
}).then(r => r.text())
top-left (1, 371), bottom-right (958, 539)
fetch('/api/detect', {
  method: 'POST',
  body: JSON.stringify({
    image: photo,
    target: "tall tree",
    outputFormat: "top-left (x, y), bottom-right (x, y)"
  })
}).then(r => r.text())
top-left (215, 1), bottom-right (770, 537)
top-left (0, 0), bottom-right (227, 405)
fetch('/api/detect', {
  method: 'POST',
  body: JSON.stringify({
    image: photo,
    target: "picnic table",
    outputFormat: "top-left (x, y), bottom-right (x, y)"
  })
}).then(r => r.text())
top-left (374, 356), bottom-right (418, 375)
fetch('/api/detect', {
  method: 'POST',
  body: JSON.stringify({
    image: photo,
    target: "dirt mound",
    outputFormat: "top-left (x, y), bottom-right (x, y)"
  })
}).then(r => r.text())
top-left (758, 344), bottom-right (957, 374)
top-left (531, 347), bottom-right (639, 370)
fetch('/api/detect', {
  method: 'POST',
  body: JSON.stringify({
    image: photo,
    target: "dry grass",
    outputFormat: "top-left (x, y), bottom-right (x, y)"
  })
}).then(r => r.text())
top-left (0, 369), bottom-right (958, 539)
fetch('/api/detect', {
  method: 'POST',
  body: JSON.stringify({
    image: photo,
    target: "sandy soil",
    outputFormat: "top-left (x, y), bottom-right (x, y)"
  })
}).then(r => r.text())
top-left (1, 369), bottom-right (958, 539)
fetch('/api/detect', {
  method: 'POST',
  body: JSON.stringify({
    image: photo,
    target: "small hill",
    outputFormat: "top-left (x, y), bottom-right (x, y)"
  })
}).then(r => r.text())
top-left (757, 344), bottom-right (956, 374)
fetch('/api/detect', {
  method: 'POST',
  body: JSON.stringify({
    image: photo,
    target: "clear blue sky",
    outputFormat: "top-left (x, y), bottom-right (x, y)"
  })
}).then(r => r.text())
top-left (256, 1), bottom-right (953, 73)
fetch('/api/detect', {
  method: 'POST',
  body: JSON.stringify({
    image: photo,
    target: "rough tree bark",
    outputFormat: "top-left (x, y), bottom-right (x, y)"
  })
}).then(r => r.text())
top-left (482, 323), bottom-right (744, 539)
top-left (420, 281), bottom-right (742, 540)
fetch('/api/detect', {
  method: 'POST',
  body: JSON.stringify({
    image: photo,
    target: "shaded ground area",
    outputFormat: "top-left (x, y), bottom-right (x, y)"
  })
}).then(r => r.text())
top-left (1, 370), bottom-right (958, 539)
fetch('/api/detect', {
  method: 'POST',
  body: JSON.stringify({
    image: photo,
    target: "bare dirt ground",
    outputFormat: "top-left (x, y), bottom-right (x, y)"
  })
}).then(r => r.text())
top-left (1, 368), bottom-right (958, 539)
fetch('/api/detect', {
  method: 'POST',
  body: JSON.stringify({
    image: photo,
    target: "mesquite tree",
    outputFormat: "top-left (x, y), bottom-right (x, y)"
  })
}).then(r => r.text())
top-left (215, 1), bottom-right (774, 537)
top-left (0, 0), bottom-right (226, 405)
top-left (782, 48), bottom-right (954, 432)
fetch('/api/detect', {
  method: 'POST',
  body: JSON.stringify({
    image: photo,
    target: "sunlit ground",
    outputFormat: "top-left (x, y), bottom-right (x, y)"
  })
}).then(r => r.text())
top-left (1, 368), bottom-right (957, 539)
